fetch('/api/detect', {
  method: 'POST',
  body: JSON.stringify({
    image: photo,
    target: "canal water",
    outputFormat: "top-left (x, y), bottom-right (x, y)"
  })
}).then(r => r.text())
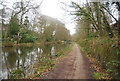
top-left (1, 44), bottom-right (69, 79)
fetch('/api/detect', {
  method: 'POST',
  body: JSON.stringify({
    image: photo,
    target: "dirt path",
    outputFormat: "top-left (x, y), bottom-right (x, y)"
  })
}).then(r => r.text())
top-left (46, 43), bottom-right (93, 79)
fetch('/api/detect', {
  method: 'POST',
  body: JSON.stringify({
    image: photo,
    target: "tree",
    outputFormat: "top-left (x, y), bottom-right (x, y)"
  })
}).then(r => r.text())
top-left (12, 0), bottom-right (43, 25)
top-left (24, 16), bottom-right (29, 28)
top-left (70, 1), bottom-right (114, 38)
top-left (34, 15), bottom-right (71, 42)
top-left (8, 15), bottom-right (20, 37)
top-left (0, 0), bottom-right (12, 38)
top-left (112, 2), bottom-right (120, 40)
top-left (55, 23), bottom-right (71, 41)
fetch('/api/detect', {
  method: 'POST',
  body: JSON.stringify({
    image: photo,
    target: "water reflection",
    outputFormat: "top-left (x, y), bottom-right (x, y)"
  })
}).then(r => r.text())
top-left (1, 44), bottom-right (68, 79)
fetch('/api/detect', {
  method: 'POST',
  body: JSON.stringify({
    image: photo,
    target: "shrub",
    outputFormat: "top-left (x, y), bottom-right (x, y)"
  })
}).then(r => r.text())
top-left (20, 33), bottom-right (37, 43)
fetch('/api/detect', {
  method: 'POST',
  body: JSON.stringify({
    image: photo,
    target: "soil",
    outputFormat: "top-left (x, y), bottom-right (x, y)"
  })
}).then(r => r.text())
top-left (46, 43), bottom-right (93, 79)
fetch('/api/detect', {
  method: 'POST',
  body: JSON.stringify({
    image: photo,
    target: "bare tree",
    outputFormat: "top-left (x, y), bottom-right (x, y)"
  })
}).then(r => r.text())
top-left (12, 0), bottom-right (43, 25)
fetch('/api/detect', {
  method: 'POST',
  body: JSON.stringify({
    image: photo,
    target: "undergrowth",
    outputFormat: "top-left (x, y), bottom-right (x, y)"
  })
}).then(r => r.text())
top-left (78, 37), bottom-right (120, 79)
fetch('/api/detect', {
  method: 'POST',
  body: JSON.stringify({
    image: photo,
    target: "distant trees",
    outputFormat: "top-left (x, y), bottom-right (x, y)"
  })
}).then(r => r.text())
top-left (34, 15), bottom-right (71, 42)
top-left (55, 23), bottom-right (71, 41)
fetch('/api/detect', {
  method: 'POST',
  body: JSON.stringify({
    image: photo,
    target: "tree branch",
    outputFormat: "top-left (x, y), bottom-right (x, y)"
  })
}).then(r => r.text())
top-left (102, 5), bottom-right (118, 22)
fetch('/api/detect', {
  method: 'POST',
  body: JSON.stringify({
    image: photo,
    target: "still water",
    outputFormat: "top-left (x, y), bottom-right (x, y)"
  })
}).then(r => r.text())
top-left (1, 44), bottom-right (68, 79)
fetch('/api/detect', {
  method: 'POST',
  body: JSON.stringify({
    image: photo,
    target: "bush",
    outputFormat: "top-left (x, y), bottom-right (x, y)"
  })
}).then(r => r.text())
top-left (19, 29), bottom-right (38, 43)
top-left (20, 33), bottom-right (37, 43)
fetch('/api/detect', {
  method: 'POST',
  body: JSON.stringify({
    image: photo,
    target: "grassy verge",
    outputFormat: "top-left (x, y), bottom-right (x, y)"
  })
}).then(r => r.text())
top-left (78, 37), bottom-right (120, 79)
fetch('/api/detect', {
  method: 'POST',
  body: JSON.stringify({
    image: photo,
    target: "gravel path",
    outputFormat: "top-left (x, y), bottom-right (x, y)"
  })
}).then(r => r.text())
top-left (46, 43), bottom-right (93, 79)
